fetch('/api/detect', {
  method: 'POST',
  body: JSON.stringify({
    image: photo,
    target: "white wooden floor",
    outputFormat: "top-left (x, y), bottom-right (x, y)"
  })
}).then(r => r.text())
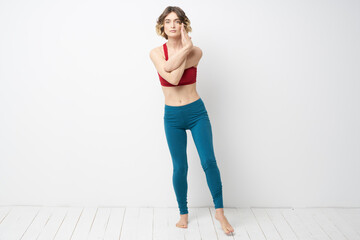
top-left (0, 207), bottom-right (359, 240)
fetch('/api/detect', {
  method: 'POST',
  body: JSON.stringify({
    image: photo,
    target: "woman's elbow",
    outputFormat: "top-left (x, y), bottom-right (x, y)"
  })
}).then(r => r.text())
top-left (163, 62), bottom-right (171, 72)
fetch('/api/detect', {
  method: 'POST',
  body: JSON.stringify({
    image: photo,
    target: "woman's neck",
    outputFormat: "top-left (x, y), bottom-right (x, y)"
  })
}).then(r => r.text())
top-left (166, 37), bottom-right (183, 51)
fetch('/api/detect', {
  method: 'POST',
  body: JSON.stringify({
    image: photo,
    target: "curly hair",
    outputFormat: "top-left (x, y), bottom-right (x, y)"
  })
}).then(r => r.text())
top-left (155, 6), bottom-right (192, 40)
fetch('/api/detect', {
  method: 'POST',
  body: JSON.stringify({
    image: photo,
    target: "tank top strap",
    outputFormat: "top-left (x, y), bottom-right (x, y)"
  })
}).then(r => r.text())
top-left (163, 43), bottom-right (168, 61)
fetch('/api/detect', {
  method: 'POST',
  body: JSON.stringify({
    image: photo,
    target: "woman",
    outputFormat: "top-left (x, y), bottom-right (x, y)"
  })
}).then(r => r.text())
top-left (149, 6), bottom-right (234, 235)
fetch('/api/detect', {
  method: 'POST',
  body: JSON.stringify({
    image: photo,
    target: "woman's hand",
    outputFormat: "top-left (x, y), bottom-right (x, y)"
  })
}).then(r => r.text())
top-left (181, 23), bottom-right (193, 50)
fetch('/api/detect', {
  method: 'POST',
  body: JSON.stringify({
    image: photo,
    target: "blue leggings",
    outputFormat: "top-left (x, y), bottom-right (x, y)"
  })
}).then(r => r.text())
top-left (163, 97), bottom-right (223, 215)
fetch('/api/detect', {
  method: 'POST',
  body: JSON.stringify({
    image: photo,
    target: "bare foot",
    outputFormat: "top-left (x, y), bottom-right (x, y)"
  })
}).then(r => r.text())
top-left (215, 208), bottom-right (234, 235)
top-left (176, 213), bottom-right (188, 228)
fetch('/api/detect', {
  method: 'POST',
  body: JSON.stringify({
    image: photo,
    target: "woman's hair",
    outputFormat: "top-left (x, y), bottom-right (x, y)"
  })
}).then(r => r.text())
top-left (155, 6), bottom-right (192, 40)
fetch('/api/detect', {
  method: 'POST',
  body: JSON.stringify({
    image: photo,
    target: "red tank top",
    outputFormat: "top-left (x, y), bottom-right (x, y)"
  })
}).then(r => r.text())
top-left (158, 43), bottom-right (197, 87)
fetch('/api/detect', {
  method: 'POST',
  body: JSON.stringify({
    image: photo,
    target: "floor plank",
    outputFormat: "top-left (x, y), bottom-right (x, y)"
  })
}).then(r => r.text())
top-left (294, 208), bottom-right (331, 240)
top-left (70, 207), bottom-right (97, 240)
top-left (0, 206), bottom-right (39, 240)
top-left (103, 207), bottom-right (125, 240)
top-left (266, 208), bottom-right (298, 240)
top-left (195, 207), bottom-right (218, 240)
top-left (311, 208), bottom-right (347, 240)
top-left (322, 208), bottom-right (360, 240)
top-left (22, 206), bottom-right (57, 240)
top-left (280, 208), bottom-right (312, 240)
top-left (54, 207), bottom-right (83, 240)
top-left (36, 206), bottom-right (68, 240)
top-left (337, 208), bottom-right (360, 236)
top-left (252, 208), bottom-right (282, 240)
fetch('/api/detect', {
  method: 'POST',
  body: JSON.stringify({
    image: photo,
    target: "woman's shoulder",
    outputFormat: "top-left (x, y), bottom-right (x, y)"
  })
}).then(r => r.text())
top-left (188, 46), bottom-right (202, 60)
top-left (192, 45), bottom-right (202, 54)
top-left (150, 44), bottom-right (164, 54)
top-left (149, 45), bottom-right (166, 64)
top-left (149, 45), bottom-right (164, 58)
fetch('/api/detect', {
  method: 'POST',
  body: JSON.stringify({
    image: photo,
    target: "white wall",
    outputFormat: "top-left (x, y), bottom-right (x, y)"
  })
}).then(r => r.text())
top-left (0, 0), bottom-right (359, 208)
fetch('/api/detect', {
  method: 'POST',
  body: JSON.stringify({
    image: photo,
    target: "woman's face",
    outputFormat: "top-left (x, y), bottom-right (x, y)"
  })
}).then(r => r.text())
top-left (164, 12), bottom-right (182, 37)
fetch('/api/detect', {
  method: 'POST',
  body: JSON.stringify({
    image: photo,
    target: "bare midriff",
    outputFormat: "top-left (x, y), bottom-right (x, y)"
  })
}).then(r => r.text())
top-left (162, 82), bottom-right (201, 106)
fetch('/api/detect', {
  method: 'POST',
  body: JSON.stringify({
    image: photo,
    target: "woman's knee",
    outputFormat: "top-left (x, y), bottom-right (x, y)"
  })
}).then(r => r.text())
top-left (201, 159), bottom-right (218, 171)
top-left (173, 164), bottom-right (188, 175)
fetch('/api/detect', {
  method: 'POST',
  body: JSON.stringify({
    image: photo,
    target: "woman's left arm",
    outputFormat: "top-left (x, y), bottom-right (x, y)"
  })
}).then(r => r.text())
top-left (185, 47), bottom-right (202, 69)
